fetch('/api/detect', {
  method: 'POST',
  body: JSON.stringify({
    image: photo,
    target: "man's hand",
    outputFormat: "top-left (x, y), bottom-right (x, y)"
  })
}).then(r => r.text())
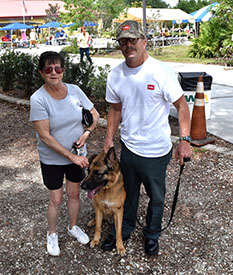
top-left (104, 139), bottom-right (114, 153)
top-left (175, 141), bottom-right (192, 165)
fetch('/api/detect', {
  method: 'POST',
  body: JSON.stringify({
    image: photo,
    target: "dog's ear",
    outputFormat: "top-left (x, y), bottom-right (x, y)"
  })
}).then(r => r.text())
top-left (104, 147), bottom-right (117, 169)
top-left (88, 154), bottom-right (97, 164)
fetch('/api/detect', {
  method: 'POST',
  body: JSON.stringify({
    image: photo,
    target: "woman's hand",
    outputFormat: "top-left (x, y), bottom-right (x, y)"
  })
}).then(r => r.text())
top-left (69, 154), bottom-right (89, 168)
top-left (75, 130), bottom-right (91, 148)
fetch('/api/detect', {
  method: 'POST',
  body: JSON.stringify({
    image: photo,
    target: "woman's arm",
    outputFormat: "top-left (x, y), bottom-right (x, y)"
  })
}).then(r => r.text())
top-left (75, 107), bottom-right (100, 147)
top-left (33, 119), bottom-right (89, 168)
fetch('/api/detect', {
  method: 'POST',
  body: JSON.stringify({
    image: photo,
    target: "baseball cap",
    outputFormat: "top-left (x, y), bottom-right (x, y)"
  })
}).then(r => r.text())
top-left (116, 20), bottom-right (145, 41)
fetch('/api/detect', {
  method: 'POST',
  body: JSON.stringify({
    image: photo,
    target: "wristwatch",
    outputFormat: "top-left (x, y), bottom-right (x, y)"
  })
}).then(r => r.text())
top-left (179, 136), bottom-right (191, 142)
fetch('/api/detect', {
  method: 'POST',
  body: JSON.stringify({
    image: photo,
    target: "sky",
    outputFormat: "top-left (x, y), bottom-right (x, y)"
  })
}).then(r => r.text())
top-left (164, 0), bottom-right (179, 7)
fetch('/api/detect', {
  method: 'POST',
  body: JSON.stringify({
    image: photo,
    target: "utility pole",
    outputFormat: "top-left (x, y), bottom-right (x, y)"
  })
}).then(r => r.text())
top-left (142, 0), bottom-right (147, 35)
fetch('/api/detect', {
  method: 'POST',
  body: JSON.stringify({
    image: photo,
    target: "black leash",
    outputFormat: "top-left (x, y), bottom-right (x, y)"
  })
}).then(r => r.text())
top-left (137, 157), bottom-right (190, 233)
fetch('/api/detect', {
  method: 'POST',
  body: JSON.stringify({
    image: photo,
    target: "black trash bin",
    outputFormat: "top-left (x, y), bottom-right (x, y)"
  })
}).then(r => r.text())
top-left (178, 72), bottom-right (213, 119)
top-left (178, 72), bottom-right (212, 91)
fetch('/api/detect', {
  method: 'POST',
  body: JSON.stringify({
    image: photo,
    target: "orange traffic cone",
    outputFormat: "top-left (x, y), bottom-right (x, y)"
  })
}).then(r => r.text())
top-left (190, 75), bottom-right (215, 147)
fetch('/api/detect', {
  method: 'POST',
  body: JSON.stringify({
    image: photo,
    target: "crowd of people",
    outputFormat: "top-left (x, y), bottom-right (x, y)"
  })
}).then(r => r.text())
top-left (0, 29), bottom-right (39, 48)
top-left (28, 20), bottom-right (192, 257)
top-left (0, 28), bottom-right (68, 48)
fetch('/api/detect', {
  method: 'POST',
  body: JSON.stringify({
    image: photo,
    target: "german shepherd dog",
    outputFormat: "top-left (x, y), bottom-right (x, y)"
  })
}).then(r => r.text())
top-left (81, 147), bottom-right (126, 255)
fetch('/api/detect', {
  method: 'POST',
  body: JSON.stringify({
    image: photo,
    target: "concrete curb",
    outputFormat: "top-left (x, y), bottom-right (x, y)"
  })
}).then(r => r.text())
top-left (1, 93), bottom-right (233, 156)
top-left (0, 93), bottom-right (30, 106)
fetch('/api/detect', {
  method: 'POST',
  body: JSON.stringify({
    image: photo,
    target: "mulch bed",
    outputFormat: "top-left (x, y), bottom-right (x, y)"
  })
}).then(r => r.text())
top-left (0, 96), bottom-right (232, 274)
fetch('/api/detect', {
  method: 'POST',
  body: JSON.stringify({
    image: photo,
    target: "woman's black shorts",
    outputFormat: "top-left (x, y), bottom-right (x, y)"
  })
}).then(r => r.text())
top-left (40, 162), bottom-right (86, 190)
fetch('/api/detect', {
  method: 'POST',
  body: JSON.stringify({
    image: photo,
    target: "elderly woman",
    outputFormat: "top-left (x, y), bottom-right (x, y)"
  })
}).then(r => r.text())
top-left (30, 51), bottom-right (99, 256)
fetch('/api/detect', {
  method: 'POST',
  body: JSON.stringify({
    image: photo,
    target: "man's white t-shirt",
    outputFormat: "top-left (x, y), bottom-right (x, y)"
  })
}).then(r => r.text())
top-left (106, 56), bottom-right (183, 158)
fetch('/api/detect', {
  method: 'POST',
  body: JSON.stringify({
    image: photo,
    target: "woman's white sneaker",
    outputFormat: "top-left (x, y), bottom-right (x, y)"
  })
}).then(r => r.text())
top-left (67, 225), bottom-right (89, 244)
top-left (47, 232), bottom-right (60, 256)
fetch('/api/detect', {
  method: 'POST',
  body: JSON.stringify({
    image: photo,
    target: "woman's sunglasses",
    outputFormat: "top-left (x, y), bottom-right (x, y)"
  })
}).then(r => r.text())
top-left (43, 66), bottom-right (64, 74)
top-left (118, 38), bottom-right (139, 46)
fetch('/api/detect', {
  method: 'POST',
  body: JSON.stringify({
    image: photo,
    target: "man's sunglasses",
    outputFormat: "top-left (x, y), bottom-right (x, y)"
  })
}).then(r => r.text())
top-left (118, 38), bottom-right (139, 46)
top-left (43, 66), bottom-right (64, 74)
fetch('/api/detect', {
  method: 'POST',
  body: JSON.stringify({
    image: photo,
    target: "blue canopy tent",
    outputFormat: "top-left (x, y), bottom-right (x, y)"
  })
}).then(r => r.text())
top-left (0, 22), bottom-right (34, 48)
top-left (68, 21), bottom-right (98, 28)
top-left (83, 21), bottom-right (98, 27)
top-left (0, 22), bottom-right (34, 31)
top-left (38, 21), bottom-right (70, 42)
top-left (38, 21), bottom-right (69, 29)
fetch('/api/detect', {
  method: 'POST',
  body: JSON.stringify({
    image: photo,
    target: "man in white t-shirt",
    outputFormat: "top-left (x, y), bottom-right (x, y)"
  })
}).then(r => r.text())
top-left (29, 29), bottom-right (38, 49)
top-left (102, 20), bottom-right (192, 256)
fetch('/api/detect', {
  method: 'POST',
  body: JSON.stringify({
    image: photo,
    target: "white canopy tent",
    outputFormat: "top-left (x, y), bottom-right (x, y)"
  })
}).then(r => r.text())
top-left (171, 3), bottom-right (220, 36)
top-left (114, 8), bottom-right (192, 24)
top-left (146, 8), bottom-right (193, 23)
top-left (114, 8), bottom-right (193, 44)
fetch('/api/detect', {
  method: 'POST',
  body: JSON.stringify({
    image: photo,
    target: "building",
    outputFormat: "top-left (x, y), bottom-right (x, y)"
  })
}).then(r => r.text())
top-left (0, 0), bottom-right (65, 27)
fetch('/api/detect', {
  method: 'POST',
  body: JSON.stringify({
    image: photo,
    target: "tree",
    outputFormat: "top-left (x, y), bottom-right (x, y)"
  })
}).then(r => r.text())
top-left (60, 0), bottom-right (125, 32)
top-left (175, 0), bottom-right (212, 14)
top-left (95, 0), bottom-right (126, 30)
top-left (44, 3), bottom-right (61, 22)
top-left (145, 0), bottom-right (168, 8)
top-left (126, 0), bottom-right (168, 8)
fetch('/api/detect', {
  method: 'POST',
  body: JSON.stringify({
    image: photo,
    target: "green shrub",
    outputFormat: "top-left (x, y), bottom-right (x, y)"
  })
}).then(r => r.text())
top-left (0, 51), bottom-right (109, 111)
top-left (89, 64), bottom-right (110, 100)
top-left (16, 53), bottom-right (42, 97)
top-left (89, 64), bottom-right (111, 111)
top-left (188, 21), bottom-right (220, 59)
top-left (188, 0), bottom-right (233, 63)
top-left (0, 51), bottom-right (42, 94)
top-left (61, 38), bottom-right (79, 54)
top-left (0, 50), bottom-right (20, 91)
top-left (63, 53), bottom-right (95, 97)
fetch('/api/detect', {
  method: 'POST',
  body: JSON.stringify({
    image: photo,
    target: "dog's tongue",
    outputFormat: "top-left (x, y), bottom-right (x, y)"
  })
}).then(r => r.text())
top-left (87, 184), bottom-right (105, 199)
top-left (88, 190), bottom-right (95, 199)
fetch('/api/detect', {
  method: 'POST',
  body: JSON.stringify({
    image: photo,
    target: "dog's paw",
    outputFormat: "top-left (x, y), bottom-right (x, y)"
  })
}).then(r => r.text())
top-left (90, 239), bottom-right (99, 248)
top-left (87, 219), bottom-right (95, 227)
top-left (117, 245), bottom-right (126, 255)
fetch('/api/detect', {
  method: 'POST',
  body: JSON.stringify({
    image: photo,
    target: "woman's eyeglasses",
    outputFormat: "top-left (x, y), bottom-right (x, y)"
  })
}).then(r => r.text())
top-left (43, 66), bottom-right (64, 74)
top-left (118, 38), bottom-right (139, 46)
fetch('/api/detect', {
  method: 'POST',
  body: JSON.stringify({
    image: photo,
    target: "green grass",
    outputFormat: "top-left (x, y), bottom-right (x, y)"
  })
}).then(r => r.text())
top-left (149, 45), bottom-right (217, 64)
top-left (97, 45), bottom-right (217, 65)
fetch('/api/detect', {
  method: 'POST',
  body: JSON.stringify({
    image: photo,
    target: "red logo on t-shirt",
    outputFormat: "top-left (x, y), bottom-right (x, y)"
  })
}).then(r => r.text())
top-left (122, 25), bottom-right (130, 31)
top-left (147, 84), bottom-right (155, 90)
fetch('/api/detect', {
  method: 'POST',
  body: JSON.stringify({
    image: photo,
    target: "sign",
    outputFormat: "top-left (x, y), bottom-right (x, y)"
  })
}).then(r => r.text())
top-left (93, 38), bottom-right (108, 49)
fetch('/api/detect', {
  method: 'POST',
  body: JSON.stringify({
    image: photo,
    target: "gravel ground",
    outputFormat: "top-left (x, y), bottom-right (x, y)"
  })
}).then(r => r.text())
top-left (0, 99), bottom-right (232, 275)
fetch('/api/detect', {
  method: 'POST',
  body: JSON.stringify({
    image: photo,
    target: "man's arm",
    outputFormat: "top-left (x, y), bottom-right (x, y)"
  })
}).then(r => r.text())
top-left (173, 95), bottom-right (192, 165)
top-left (104, 103), bottom-right (122, 152)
